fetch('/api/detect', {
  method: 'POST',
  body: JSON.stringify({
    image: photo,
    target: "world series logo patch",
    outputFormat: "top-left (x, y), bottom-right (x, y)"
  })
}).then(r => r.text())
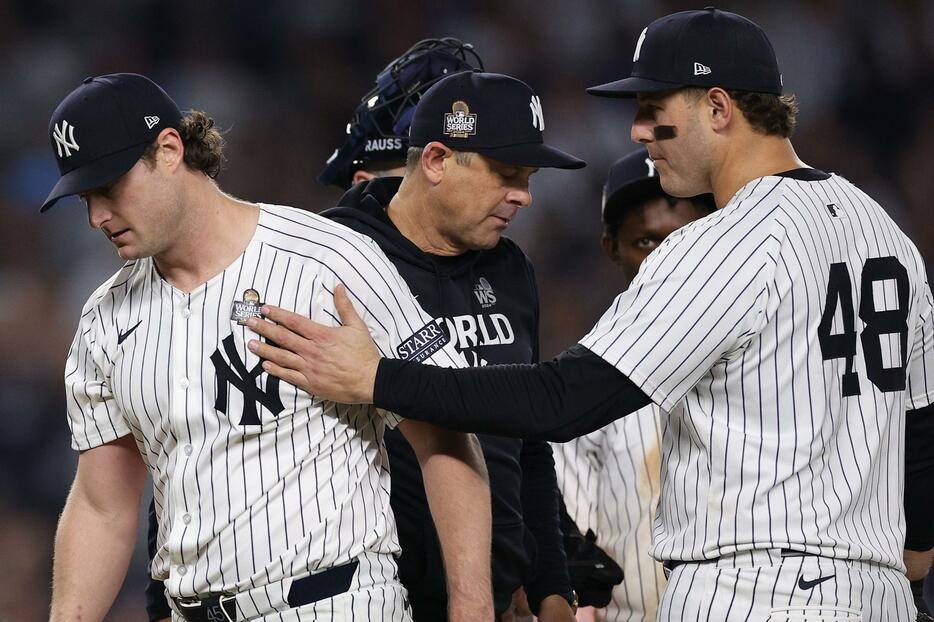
top-left (443, 100), bottom-right (477, 139)
top-left (397, 320), bottom-right (451, 362)
top-left (230, 288), bottom-right (263, 325)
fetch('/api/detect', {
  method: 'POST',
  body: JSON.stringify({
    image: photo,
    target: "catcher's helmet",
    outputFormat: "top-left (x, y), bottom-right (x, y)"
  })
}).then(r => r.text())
top-left (318, 37), bottom-right (484, 189)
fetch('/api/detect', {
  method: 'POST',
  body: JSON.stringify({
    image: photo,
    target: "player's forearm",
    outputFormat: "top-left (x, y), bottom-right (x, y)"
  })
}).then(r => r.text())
top-left (520, 441), bottom-right (573, 612)
top-left (904, 547), bottom-right (934, 581)
top-left (905, 402), bottom-right (934, 553)
top-left (50, 482), bottom-right (142, 621)
top-left (375, 345), bottom-right (652, 441)
top-left (414, 428), bottom-right (493, 620)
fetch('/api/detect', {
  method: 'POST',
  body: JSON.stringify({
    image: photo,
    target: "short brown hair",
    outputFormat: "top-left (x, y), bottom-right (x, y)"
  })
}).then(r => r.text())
top-left (142, 110), bottom-right (226, 178)
top-left (727, 90), bottom-right (798, 138)
top-left (685, 88), bottom-right (798, 138)
top-left (405, 146), bottom-right (474, 171)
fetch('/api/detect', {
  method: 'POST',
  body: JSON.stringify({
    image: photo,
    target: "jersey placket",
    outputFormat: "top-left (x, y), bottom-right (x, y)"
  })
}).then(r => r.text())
top-left (169, 289), bottom-right (198, 587)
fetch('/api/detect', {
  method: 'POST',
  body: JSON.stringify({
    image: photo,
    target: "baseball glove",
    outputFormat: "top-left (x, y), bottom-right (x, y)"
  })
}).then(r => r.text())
top-left (561, 504), bottom-right (624, 608)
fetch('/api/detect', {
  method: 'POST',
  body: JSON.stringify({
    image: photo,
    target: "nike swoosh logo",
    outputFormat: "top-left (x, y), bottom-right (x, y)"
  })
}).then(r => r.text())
top-left (798, 574), bottom-right (835, 590)
top-left (117, 320), bottom-right (143, 345)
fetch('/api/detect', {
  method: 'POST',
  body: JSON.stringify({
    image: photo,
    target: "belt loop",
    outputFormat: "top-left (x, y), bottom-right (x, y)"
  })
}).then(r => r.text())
top-left (219, 594), bottom-right (237, 622)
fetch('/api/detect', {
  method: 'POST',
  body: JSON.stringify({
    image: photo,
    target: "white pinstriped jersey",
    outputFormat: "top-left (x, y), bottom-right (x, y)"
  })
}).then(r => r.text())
top-left (579, 171), bottom-right (934, 569)
top-left (64, 203), bottom-right (465, 600)
top-left (553, 405), bottom-right (666, 622)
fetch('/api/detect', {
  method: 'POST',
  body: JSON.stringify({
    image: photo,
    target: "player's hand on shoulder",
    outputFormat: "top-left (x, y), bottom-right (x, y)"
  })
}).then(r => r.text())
top-left (246, 284), bottom-right (380, 404)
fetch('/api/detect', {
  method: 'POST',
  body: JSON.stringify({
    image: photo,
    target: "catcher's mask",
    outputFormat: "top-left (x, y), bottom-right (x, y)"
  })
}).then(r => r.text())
top-left (318, 37), bottom-right (484, 189)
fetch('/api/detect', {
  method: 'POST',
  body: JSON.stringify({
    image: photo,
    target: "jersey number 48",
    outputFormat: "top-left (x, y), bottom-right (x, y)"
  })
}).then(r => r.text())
top-left (818, 257), bottom-right (909, 396)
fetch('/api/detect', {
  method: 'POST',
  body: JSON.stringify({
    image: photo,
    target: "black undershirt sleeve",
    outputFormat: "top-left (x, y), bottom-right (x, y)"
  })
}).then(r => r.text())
top-left (905, 401), bottom-right (934, 551)
top-left (374, 344), bottom-right (652, 442)
top-left (145, 496), bottom-right (172, 621)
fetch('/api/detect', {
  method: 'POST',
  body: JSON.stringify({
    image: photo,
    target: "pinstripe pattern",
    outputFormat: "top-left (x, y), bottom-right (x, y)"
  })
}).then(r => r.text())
top-left (659, 551), bottom-right (915, 621)
top-left (553, 405), bottom-right (667, 621)
top-left (579, 173), bottom-right (934, 575)
top-left (65, 204), bottom-right (463, 610)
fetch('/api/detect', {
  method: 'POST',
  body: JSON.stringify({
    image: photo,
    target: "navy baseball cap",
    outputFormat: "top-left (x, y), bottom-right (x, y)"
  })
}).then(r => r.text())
top-left (41, 73), bottom-right (182, 212)
top-left (588, 7), bottom-right (782, 98)
top-left (602, 148), bottom-right (715, 224)
top-left (408, 71), bottom-right (585, 169)
top-left (602, 148), bottom-right (663, 224)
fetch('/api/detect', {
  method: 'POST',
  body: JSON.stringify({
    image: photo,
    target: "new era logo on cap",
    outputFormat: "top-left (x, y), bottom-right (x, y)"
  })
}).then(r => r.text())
top-left (144, 115), bottom-right (160, 129)
top-left (52, 120), bottom-right (80, 158)
top-left (694, 62), bottom-right (711, 75)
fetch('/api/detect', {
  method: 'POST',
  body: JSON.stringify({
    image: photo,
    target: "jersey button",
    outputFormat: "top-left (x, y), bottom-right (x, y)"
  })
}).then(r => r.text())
top-left (183, 444), bottom-right (193, 456)
top-left (182, 513), bottom-right (192, 524)
top-left (182, 308), bottom-right (191, 319)
top-left (177, 565), bottom-right (187, 576)
top-left (179, 377), bottom-right (189, 389)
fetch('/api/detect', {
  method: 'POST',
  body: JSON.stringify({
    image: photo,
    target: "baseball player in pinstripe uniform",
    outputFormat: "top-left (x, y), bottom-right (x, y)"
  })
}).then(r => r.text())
top-left (554, 147), bottom-right (714, 622)
top-left (43, 73), bottom-right (494, 622)
top-left (247, 8), bottom-right (934, 622)
top-left (145, 37), bottom-right (488, 622)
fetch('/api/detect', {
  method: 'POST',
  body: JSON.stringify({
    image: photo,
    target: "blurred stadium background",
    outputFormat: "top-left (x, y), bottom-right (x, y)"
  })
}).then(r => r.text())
top-left (1, 0), bottom-right (931, 619)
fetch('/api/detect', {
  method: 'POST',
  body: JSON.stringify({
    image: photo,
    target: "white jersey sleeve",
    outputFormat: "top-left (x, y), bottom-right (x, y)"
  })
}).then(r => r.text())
top-left (580, 204), bottom-right (780, 411)
top-left (907, 275), bottom-right (934, 410)
top-left (64, 279), bottom-right (132, 451)
top-left (553, 430), bottom-right (605, 534)
top-left (314, 230), bottom-right (467, 424)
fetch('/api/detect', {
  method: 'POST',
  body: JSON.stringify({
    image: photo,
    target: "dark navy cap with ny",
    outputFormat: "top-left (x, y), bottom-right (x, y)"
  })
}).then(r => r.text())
top-left (601, 147), bottom-right (715, 224)
top-left (601, 147), bottom-right (663, 224)
top-left (41, 73), bottom-right (182, 212)
top-left (408, 71), bottom-right (585, 170)
top-left (588, 7), bottom-right (783, 98)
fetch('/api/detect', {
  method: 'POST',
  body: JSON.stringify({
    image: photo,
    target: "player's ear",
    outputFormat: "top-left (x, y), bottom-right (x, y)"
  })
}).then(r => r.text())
top-left (154, 127), bottom-right (184, 173)
top-left (601, 231), bottom-right (620, 263)
top-left (706, 88), bottom-right (732, 132)
top-left (352, 169), bottom-right (376, 185)
top-left (421, 142), bottom-right (451, 185)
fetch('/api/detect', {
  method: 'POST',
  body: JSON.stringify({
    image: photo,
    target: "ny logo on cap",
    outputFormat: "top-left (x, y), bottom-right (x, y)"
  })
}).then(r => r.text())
top-left (444, 100), bottom-right (477, 138)
top-left (645, 157), bottom-right (656, 177)
top-left (529, 96), bottom-right (545, 131)
top-left (633, 27), bottom-right (648, 62)
top-left (52, 120), bottom-right (80, 158)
